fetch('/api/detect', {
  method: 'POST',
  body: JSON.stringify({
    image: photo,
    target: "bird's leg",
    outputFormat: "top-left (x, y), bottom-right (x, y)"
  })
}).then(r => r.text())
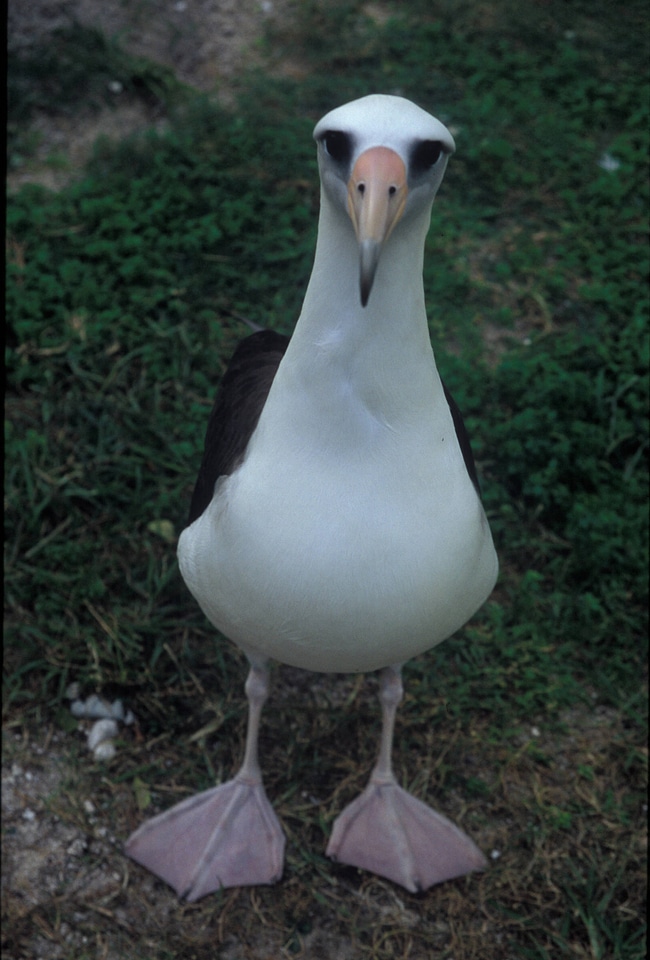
top-left (125, 659), bottom-right (285, 901)
top-left (326, 664), bottom-right (486, 892)
top-left (237, 661), bottom-right (269, 783)
top-left (371, 663), bottom-right (403, 784)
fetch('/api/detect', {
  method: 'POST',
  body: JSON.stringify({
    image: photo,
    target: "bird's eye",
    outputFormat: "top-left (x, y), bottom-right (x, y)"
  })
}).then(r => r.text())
top-left (410, 140), bottom-right (444, 175)
top-left (322, 130), bottom-right (352, 165)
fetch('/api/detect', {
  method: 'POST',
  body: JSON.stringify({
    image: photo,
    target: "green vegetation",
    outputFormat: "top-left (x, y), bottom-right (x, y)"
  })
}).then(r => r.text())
top-left (5, 2), bottom-right (648, 958)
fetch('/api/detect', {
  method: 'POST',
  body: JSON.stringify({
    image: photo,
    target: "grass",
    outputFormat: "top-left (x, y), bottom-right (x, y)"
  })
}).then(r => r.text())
top-left (4, 1), bottom-right (648, 958)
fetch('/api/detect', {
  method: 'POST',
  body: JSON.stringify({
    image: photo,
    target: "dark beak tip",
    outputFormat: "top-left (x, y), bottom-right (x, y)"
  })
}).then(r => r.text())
top-left (359, 238), bottom-right (381, 310)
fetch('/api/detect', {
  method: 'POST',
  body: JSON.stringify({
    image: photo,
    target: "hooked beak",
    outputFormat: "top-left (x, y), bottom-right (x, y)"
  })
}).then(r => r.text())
top-left (347, 146), bottom-right (408, 307)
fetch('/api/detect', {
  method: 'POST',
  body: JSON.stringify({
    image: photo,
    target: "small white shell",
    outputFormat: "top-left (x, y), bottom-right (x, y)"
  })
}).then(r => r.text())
top-left (71, 694), bottom-right (115, 720)
top-left (93, 740), bottom-right (117, 761)
top-left (86, 694), bottom-right (115, 718)
top-left (71, 695), bottom-right (129, 721)
top-left (87, 719), bottom-right (119, 751)
top-left (69, 690), bottom-right (134, 758)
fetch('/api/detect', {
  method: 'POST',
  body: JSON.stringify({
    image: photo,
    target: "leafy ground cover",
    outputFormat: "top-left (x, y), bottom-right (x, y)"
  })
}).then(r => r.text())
top-left (4, 1), bottom-right (648, 958)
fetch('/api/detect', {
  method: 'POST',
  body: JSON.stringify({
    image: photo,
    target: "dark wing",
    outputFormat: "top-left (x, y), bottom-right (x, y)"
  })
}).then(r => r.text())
top-left (441, 379), bottom-right (481, 496)
top-left (187, 329), bottom-right (290, 524)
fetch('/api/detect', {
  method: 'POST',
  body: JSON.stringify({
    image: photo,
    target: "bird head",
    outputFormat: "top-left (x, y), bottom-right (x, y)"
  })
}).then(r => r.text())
top-left (314, 95), bottom-right (455, 307)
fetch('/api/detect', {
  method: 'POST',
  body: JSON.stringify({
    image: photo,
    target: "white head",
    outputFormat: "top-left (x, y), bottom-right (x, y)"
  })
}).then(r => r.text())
top-left (313, 94), bottom-right (455, 306)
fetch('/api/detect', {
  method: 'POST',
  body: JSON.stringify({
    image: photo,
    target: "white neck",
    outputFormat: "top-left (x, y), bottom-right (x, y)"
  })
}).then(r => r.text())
top-left (269, 188), bottom-right (444, 442)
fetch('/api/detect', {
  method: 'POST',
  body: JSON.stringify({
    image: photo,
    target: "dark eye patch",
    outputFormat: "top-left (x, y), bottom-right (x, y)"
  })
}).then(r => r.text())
top-left (321, 130), bottom-right (353, 165)
top-left (410, 140), bottom-right (444, 176)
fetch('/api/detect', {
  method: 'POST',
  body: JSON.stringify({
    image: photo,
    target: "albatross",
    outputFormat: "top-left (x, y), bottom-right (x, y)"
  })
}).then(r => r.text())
top-left (125, 93), bottom-right (498, 899)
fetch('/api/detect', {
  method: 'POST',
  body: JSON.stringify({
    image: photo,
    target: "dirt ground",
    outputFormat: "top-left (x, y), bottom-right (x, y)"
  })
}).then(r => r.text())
top-left (1, 717), bottom-right (359, 960)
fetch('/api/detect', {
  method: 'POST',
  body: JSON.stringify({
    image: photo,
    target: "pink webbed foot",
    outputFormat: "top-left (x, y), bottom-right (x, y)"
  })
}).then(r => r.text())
top-left (326, 778), bottom-right (486, 892)
top-left (125, 775), bottom-right (285, 900)
top-left (326, 666), bottom-right (486, 892)
top-left (127, 661), bottom-right (283, 900)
